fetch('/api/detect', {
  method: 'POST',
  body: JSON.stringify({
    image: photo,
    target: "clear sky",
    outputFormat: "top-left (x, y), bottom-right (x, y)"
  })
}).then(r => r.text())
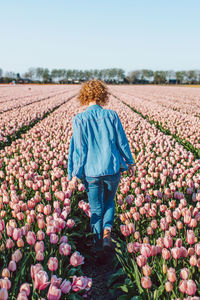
top-left (1, 0), bottom-right (200, 75)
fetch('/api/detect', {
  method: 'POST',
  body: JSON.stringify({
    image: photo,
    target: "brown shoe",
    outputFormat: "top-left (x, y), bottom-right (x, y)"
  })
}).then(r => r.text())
top-left (103, 229), bottom-right (111, 249)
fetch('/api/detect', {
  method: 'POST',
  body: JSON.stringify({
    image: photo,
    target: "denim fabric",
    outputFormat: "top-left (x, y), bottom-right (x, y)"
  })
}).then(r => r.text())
top-left (67, 104), bottom-right (134, 181)
top-left (83, 171), bottom-right (121, 244)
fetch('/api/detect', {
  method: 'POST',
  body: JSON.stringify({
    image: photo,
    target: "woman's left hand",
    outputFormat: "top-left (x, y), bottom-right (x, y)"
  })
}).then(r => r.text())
top-left (128, 165), bottom-right (136, 177)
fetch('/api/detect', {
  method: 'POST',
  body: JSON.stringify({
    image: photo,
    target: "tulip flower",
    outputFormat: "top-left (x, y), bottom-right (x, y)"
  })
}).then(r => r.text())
top-left (34, 270), bottom-right (50, 291)
top-left (47, 284), bottom-right (61, 300)
top-left (141, 276), bottom-right (152, 289)
top-left (70, 251), bottom-right (84, 267)
top-left (48, 257), bottom-right (58, 272)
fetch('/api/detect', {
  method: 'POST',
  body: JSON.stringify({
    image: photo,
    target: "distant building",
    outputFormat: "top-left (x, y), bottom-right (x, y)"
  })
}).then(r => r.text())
top-left (169, 79), bottom-right (180, 84)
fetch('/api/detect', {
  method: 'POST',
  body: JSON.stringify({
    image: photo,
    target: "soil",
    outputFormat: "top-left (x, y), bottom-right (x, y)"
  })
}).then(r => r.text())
top-left (77, 234), bottom-right (125, 300)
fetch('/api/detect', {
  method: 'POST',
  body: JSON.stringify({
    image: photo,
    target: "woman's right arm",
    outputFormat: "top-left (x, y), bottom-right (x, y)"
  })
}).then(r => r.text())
top-left (113, 111), bottom-right (135, 166)
top-left (67, 134), bottom-right (74, 181)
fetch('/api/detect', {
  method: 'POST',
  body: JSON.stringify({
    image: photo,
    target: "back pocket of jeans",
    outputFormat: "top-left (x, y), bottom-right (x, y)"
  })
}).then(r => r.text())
top-left (85, 177), bottom-right (99, 184)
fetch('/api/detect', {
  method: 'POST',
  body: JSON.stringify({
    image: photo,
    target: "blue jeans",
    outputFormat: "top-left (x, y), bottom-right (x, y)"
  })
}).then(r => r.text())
top-left (83, 171), bottom-right (121, 245)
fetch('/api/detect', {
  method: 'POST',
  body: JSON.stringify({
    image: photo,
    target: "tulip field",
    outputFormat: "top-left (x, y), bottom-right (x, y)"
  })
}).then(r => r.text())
top-left (0, 84), bottom-right (200, 300)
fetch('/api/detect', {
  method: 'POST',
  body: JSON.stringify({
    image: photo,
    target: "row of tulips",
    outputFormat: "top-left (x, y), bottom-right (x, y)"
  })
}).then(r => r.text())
top-left (0, 85), bottom-right (76, 113)
top-left (0, 86), bottom-right (79, 145)
top-left (0, 95), bottom-right (93, 299)
top-left (110, 86), bottom-right (200, 152)
top-left (110, 85), bottom-right (200, 118)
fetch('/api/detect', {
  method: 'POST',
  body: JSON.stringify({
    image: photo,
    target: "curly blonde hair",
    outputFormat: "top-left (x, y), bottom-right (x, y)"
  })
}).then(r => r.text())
top-left (77, 79), bottom-right (109, 106)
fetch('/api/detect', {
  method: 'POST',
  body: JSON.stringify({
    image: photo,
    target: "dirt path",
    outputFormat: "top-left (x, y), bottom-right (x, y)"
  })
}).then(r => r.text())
top-left (78, 235), bottom-right (125, 300)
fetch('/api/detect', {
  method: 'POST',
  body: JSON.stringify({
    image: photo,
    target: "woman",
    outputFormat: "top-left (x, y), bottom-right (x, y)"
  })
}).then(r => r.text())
top-left (67, 80), bottom-right (135, 256)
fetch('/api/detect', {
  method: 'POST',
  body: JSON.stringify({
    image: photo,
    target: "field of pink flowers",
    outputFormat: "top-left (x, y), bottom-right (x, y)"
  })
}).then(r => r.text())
top-left (110, 85), bottom-right (200, 155)
top-left (0, 85), bottom-right (199, 300)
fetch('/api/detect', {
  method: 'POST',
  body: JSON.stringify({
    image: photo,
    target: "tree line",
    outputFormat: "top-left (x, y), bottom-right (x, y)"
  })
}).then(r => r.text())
top-left (0, 67), bottom-right (200, 84)
top-left (127, 69), bottom-right (200, 84)
top-left (0, 68), bottom-right (125, 84)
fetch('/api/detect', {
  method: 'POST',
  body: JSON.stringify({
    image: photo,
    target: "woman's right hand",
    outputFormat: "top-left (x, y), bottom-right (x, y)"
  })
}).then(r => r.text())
top-left (128, 165), bottom-right (136, 177)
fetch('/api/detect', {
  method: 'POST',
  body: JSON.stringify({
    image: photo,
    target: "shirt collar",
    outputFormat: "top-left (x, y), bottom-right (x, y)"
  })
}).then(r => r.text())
top-left (85, 104), bottom-right (103, 111)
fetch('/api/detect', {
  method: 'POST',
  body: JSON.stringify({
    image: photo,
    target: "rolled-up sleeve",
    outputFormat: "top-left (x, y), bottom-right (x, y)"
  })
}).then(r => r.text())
top-left (113, 112), bottom-right (134, 165)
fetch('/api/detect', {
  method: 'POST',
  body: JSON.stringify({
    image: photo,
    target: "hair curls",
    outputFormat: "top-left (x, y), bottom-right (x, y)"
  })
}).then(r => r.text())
top-left (77, 79), bottom-right (109, 106)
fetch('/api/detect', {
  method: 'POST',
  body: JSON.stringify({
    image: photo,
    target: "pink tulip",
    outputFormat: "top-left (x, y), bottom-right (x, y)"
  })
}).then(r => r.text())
top-left (59, 243), bottom-right (71, 256)
top-left (36, 251), bottom-right (44, 261)
top-left (50, 275), bottom-right (62, 287)
top-left (179, 280), bottom-right (187, 293)
top-left (83, 277), bottom-right (92, 291)
top-left (45, 192), bottom-right (52, 201)
top-left (37, 230), bottom-right (45, 241)
top-left (30, 264), bottom-right (43, 280)
top-left (186, 280), bottom-right (196, 296)
top-left (162, 248), bottom-right (171, 260)
top-left (60, 235), bottom-right (68, 243)
top-left (195, 243), bottom-right (200, 256)
top-left (44, 205), bottom-right (51, 215)
top-left (60, 280), bottom-right (71, 294)
top-left (6, 239), bottom-right (14, 249)
top-left (17, 291), bottom-right (28, 300)
top-left (142, 265), bottom-right (152, 276)
top-left (173, 208), bottom-right (181, 220)
top-left (163, 236), bottom-right (173, 248)
top-left (71, 276), bottom-right (88, 292)
top-left (26, 231), bottom-right (36, 245)
top-left (150, 219), bottom-right (158, 229)
top-left (12, 228), bottom-right (22, 241)
top-left (0, 220), bottom-right (5, 232)
top-left (136, 255), bottom-right (147, 267)
top-left (169, 226), bottom-right (177, 237)
top-left (70, 251), bottom-right (84, 267)
top-left (171, 247), bottom-right (181, 259)
top-left (165, 281), bottom-right (173, 292)
top-left (48, 257), bottom-right (58, 272)
top-left (54, 191), bottom-right (65, 202)
top-left (6, 226), bottom-right (13, 237)
top-left (66, 219), bottom-right (75, 228)
top-left (34, 270), bottom-right (50, 291)
top-left (0, 288), bottom-right (8, 300)
top-left (0, 278), bottom-right (11, 290)
top-left (120, 224), bottom-right (130, 236)
top-left (167, 268), bottom-right (177, 283)
top-left (19, 283), bottom-right (31, 296)
top-left (50, 234), bottom-right (59, 244)
top-left (175, 238), bottom-right (182, 248)
top-left (180, 246), bottom-right (188, 258)
top-left (141, 276), bottom-right (152, 289)
top-left (37, 219), bottom-right (45, 230)
top-left (189, 255), bottom-right (197, 266)
top-left (12, 249), bottom-right (22, 262)
top-left (47, 284), bottom-right (61, 300)
top-left (127, 243), bottom-right (134, 253)
top-left (140, 244), bottom-right (151, 258)
top-left (180, 268), bottom-right (189, 280)
top-left (35, 241), bottom-right (44, 253)
top-left (78, 183), bottom-right (85, 191)
top-left (127, 222), bottom-right (135, 234)
top-left (8, 260), bottom-right (17, 272)
top-left (186, 230), bottom-right (195, 245)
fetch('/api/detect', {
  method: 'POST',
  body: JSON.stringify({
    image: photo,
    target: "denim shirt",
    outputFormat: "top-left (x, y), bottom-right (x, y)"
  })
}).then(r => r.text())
top-left (67, 104), bottom-right (134, 181)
